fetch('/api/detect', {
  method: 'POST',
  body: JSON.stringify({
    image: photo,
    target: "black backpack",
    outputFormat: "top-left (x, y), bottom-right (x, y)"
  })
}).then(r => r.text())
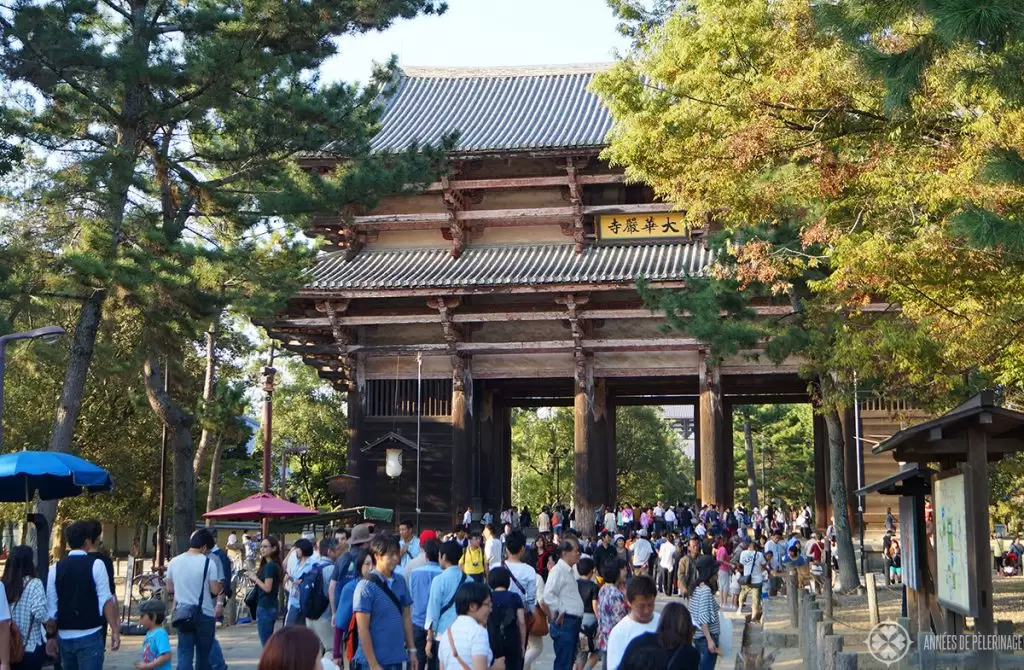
top-left (487, 597), bottom-right (520, 661)
top-left (299, 561), bottom-right (331, 620)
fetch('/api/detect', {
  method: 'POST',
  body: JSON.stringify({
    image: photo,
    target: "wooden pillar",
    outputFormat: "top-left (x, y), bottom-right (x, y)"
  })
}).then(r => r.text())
top-left (968, 427), bottom-right (995, 645)
top-left (607, 394), bottom-right (618, 507)
top-left (723, 400), bottom-right (735, 510)
top-left (478, 386), bottom-right (499, 516)
top-left (346, 353), bottom-right (368, 506)
top-left (813, 412), bottom-right (830, 531)
top-left (694, 400), bottom-right (702, 505)
top-left (451, 356), bottom-right (474, 526)
top-left (573, 354), bottom-right (606, 535)
top-left (698, 353), bottom-right (725, 508)
top-left (500, 404), bottom-right (512, 511)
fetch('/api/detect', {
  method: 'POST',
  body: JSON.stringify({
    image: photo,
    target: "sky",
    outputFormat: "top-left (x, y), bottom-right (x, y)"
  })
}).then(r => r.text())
top-left (322, 0), bottom-right (631, 85)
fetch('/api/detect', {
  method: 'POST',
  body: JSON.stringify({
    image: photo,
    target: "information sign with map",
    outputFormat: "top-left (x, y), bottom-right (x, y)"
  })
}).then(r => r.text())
top-left (933, 468), bottom-right (978, 616)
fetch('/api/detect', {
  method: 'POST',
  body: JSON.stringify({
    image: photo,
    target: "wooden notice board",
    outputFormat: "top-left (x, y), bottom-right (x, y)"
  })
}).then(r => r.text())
top-left (933, 466), bottom-right (978, 616)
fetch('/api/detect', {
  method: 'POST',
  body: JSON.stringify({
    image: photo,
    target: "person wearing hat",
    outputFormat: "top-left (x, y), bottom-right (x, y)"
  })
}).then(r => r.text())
top-left (405, 530), bottom-right (439, 576)
top-left (330, 523), bottom-right (373, 627)
top-left (137, 599), bottom-right (171, 670)
top-left (689, 555), bottom-right (722, 668)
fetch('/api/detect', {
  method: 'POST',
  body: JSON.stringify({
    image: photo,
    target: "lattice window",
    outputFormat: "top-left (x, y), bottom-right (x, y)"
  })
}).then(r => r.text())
top-left (366, 379), bottom-right (453, 417)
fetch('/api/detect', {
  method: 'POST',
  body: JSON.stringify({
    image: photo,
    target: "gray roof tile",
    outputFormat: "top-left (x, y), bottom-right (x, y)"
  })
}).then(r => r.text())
top-left (308, 242), bottom-right (712, 291)
top-left (370, 65), bottom-right (614, 154)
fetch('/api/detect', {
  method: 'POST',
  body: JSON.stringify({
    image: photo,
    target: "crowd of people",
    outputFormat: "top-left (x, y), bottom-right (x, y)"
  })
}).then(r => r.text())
top-left (0, 501), bottom-right (844, 670)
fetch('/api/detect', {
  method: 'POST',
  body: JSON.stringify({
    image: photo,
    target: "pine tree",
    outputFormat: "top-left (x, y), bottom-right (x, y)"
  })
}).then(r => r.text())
top-left (1, 0), bottom-right (447, 547)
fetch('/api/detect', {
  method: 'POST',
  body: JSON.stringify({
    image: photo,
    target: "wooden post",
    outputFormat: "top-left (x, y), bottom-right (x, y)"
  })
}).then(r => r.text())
top-left (866, 572), bottom-right (880, 626)
top-left (573, 355), bottom-right (604, 537)
top-left (816, 621), bottom-right (833, 670)
top-left (836, 652), bottom-right (858, 670)
top-left (917, 631), bottom-right (936, 670)
top-left (967, 428), bottom-right (995, 653)
top-left (894, 617), bottom-right (912, 670)
top-left (824, 560), bottom-right (834, 619)
top-left (698, 353), bottom-right (725, 507)
top-left (346, 353), bottom-right (367, 507)
top-left (822, 634), bottom-right (843, 670)
top-left (451, 356), bottom-right (474, 525)
top-left (787, 571), bottom-right (800, 628)
top-left (806, 606), bottom-right (823, 665)
top-left (813, 412), bottom-right (831, 533)
top-left (799, 591), bottom-right (813, 659)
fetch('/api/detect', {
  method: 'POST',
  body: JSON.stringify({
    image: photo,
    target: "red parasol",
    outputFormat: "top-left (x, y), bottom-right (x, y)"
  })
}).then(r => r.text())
top-left (203, 492), bottom-right (317, 521)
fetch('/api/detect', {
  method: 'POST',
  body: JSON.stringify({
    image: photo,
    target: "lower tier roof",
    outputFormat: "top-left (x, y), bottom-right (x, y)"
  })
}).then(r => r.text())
top-left (308, 242), bottom-right (713, 291)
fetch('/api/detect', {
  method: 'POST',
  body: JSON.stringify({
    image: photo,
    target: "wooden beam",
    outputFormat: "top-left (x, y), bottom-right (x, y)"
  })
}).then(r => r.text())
top-left (298, 280), bottom-right (694, 298)
top-left (422, 173), bottom-right (626, 192)
top-left (282, 337), bottom-right (703, 356)
top-left (341, 203), bottom-right (673, 228)
top-left (896, 438), bottom-right (1020, 456)
top-left (269, 304), bottom-right (830, 328)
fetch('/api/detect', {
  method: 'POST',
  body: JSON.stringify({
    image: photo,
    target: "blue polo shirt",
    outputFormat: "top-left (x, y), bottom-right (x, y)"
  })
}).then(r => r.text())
top-left (353, 569), bottom-right (412, 667)
top-left (409, 562), bottom-right (443, 629)
top-left (425, 566), bottom-right (467, 635)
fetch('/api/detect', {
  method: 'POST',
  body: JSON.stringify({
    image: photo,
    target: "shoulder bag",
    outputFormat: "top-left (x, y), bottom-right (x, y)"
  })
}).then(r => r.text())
top-left (172, 557), bottom-right (210, 632)
top-left (502, 561), bottom-right (546, 637)
top-left (446, 627), bottom-right (473, 670)
top-left (8, 593), bottom-right (26, 663)
top-left (440, 572), bottom-right (468, 618)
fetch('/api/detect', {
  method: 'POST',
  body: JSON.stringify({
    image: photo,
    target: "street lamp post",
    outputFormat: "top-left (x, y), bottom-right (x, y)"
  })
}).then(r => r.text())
top-left (0, 326), bottom-right (66, 449)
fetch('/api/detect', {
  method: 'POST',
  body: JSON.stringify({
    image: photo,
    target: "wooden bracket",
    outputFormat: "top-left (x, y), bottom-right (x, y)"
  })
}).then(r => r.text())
top-left (441, 175), bottom-right (469, 259)
top-left (427, 297), bottom-right (467, 382)
top-left (560, 157), bottom-right (587, 253)
top-left (320, 300), bottom-right (356, 377)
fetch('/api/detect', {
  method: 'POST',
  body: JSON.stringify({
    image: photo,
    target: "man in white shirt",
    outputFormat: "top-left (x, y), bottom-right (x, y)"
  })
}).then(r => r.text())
top-left (166, 529), bottom-right (224, 670)
top-left (664, 507), bottom-right (677, 532)
top-left (630, 535), bottom-right (653, 576)
top-left (462, 506), bottom-right (473, 528)
top-left (46, 519), bottom-right (121, 669)
top-left (541, 537), bottom-right (584, 670)
top-left (763, 532), bottom-right (786, 595)
top-left (657, 535), bottom-right (678, 596)
top-left (483, 524), bottom-right (503, 569)
top-left (738, 539), bottom-right (767, 623)
top-left (502, 531), bottom-right (537, 613)
top-left (606, 575), bottom-right (660, 670)
top-left (603, 508), bottom-right (617, 534)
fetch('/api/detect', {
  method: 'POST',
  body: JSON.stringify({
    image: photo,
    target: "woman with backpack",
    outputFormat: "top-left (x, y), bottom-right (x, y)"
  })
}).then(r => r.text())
top-left (1, 546), bottom-right (47, 670)
top-left (486, 568), bottom-right (525, 670)
top-left (285, 539), bottom-right (315, 625)
top-left (335, 549), bottom-right (374, 666)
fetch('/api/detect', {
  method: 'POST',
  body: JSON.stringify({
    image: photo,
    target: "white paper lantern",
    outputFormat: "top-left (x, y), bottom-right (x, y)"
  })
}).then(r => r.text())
top-left (385, 447), bottom-right (404, 478)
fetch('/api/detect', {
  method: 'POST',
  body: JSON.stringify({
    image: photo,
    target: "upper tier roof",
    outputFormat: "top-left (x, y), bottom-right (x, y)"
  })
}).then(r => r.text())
top-left (369, 64), bottom-right (614, 155)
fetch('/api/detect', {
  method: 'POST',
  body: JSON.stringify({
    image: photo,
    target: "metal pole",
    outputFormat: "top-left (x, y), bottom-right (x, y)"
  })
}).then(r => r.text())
top-left (854, 372), bottom-right (865, 575)
top-left (0, 338), bottom-right (7, 451)
top-left (261, 346), bottom-right (276, 537)
top-left (156, 355), bottom-right (169, 568)
top-left (416, 353), bottom-right (422, 531)
top-left (281, 448), bottom-right (288, 500)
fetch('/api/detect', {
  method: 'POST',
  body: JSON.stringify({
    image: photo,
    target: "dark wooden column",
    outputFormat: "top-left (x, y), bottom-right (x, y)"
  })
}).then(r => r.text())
top-left (698, 354), bottom-right (726, 508)
top-left (723, 400), bottom-right (735, 510)
top-left (606, 392), bottom-right (618, 507)
top-left (694, 400), bottom-right (702, 505)
top-left (346, 353), bottom-right (368, 506)
top-left (451, 356), bottom-right (474, 526)
top-left (500, 404), bottom-right (513, 511)
top-left (968, 427), bottom-right (995, 645)
top-left (573, 354), bottom-right (609, 535)
top-left (812, 411), bottom-right (830, 532)
top-left (478, 386), bottom-right (501, 516)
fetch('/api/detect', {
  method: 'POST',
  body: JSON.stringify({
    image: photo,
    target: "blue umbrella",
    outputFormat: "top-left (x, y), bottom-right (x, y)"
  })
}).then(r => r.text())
top-left (0, 450), bottom-right (113, 502)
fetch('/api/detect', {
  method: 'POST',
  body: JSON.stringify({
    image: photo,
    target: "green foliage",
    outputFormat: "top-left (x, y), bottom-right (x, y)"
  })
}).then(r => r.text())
top-left (510, 406), bottom-right (692, 511)
top-left (732, 405), bottom-right (814, 511)
top-left (261, 355), bottom-right (349, 511)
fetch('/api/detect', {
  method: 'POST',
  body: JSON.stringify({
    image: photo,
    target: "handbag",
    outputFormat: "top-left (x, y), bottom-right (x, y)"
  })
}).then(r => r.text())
top-left (528, 604), bottom-right (548, 637)
top-left (244, 585), bottom-right (260, 617)
top-left (172, 557), bottom-right (210, 632)
top-left (9, 620), bottom-right (25, 663)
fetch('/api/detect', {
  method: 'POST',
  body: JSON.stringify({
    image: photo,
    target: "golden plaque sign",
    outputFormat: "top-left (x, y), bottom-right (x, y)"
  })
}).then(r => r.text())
top-left (596, 212), bottom-right (701, 241)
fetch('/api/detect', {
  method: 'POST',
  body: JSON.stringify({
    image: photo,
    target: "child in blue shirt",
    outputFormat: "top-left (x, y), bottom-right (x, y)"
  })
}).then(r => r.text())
top-left (136, 599), bottom-right (172, 670)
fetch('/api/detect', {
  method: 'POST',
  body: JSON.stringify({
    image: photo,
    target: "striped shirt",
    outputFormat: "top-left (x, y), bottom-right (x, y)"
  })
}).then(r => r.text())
top-left (689, 584), bottom-right (720, 640)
